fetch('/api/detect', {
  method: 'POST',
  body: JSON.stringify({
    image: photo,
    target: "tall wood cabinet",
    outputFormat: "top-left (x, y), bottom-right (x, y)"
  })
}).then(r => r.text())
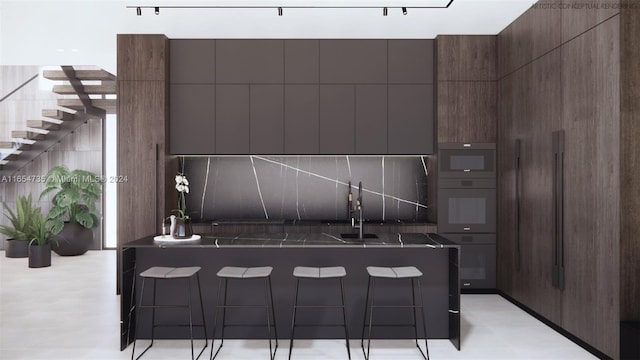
top-left (497, 4), bottom-right (640, 358)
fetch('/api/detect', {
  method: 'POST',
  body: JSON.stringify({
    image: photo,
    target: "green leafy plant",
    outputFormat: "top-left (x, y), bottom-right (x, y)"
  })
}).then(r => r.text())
top-left (0, 194), bottom-right (40, 241)
top-left (40, 165), bottom-right (102, 235)
top-left (29, 209), bottom-right (53, 246)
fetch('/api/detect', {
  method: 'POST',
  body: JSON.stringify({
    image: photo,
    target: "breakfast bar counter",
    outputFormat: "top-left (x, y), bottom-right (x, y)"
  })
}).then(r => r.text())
top-left (120, 233), bottom-right (460, 351)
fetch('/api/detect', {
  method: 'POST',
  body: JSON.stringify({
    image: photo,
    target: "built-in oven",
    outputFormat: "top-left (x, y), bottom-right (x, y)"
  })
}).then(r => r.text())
top-left (446, 234), bottom-right (496, 289)
top-left (438, 179), bottom-right (496, 233)
top-left (439, 143), bottom-right (496, 178)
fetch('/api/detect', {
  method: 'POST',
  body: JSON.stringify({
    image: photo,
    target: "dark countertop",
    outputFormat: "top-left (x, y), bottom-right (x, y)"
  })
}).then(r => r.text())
top-left (125, 232), bottom-right (456, 249)
top-left (208, 219), bottom-right (436, 226)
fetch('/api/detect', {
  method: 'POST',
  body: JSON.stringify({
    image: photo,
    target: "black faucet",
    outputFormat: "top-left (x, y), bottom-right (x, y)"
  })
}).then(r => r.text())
top-left (349, 181), bottom-right (364, 239)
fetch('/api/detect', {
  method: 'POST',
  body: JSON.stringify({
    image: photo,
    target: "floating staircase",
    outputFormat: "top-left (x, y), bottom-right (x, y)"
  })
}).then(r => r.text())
top-left (0, 67), bottom-right (116, 175)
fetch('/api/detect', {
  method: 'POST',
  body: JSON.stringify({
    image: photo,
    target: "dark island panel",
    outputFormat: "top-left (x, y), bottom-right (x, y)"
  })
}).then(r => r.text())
top-left (121, 233), bottom-right (460, 351)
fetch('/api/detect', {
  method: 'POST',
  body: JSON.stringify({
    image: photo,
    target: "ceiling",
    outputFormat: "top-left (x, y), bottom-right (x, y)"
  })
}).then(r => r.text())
top-left (0, 0), bottom-right (537, 71)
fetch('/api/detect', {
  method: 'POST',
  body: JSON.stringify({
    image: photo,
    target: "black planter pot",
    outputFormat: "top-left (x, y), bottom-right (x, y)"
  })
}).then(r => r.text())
top-left (5, 239), bottom-right (29, 258)
top-left (50, 222), bottom-right (93, 256)
top-left (28, 243), bottom-right (51, 268)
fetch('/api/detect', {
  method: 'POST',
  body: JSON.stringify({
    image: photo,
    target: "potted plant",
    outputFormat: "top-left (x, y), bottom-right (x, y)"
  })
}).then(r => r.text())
top-left (28, 208), bottom-right (53, 268)
top-left (40, 165), bottom-right (102, 256)
top-left (169, 172), bottom-right (193, 238)
top-left (0, 194), bottom-right (39, 258)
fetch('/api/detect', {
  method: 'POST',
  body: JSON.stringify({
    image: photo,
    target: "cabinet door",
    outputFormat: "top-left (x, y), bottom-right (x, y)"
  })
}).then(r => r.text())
top-left (169, 39), bottom-right (215, 84)
top-left (356, 85), bottom-right (387, 154)
top-left (216, 85), bottom-right (249, 154)
top-left (216, 40), bottom-right (284, 83)
top-left (285, 40), bottom-right (320, 84)
top-left (250, 85), bottom-right (284, 154)
top-left (319, 40), bottom-right (387, 84)
top-left (169, 84), bottom-right (215, 154)
top-left (388, 40), bottom-right (434, 84)
top-left (284, 85), bottom-right (319, 154)
top-left (320, 85), bottom-right (355, 154)
top-left (388, 85), bottom-right (434, 154)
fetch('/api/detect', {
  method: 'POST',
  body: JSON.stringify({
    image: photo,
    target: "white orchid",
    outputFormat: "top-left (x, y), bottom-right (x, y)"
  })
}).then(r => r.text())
top-left (173, 173), bottom-right (190, 219)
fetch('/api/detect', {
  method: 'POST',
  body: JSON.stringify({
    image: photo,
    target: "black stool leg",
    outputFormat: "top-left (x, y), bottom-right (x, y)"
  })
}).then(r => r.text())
top-left (339, 278), bottom-right (351, 360)
top-left (417, 278), bottom-right (429, 360)
top-left (187, 277), bottom-right (195, 360)
top-left (360, 275), bottom-right (372, 354)
top-left (211, 278), bottom-right (224, 360)
top-left (267, 276), bottom-right (279, 350)
top-left (288, 278), bottom-right (300, 360)
top-left (264, 278), bottom-right (275, 360)
top-left (132, 277), bottom-right (153, 360)
top-left (195, 273), bottom-right (208, 360)
top-left (365, 277), bottom-right (377, 360)
top-left (412, 278), bottom-right (419, 347)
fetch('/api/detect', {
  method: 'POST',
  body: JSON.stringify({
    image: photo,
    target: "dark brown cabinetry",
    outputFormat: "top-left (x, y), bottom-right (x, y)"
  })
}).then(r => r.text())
top-left (215, 85), bottom-right (250, 154)
top-left (320, 85), bottom-right (355, 154)
top-left (250, 85), bottom-right (284, 154)
top-left (169, 39), bottom-right (434, 155)
top-left (169, 84), bottom-right (215, 154)
top-left (216, 40), bottom-right (284, 83)
top-left (388, 85), bottom-right (434, 154)
top-left (355, 85), bottom-right (387, 154)
top-left (319, 40), bottom-right (387, 84)
top-left (284, 85), bottom-right (319, 154)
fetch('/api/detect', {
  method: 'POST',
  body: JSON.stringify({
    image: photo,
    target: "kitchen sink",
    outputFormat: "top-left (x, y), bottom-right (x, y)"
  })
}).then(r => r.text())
top-left (340, 233), bottom-right (379, 239)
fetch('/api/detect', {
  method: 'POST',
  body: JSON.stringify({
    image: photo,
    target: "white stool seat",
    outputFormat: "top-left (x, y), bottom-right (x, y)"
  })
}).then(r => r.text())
top-left (366, 266), bottom-right (422, 279)
top-left (216, 266), bottom-right (273, 279)
top-left (293, 266), bottom-right (347, 279)
top-left (139, 266), bottom-right (201, 279)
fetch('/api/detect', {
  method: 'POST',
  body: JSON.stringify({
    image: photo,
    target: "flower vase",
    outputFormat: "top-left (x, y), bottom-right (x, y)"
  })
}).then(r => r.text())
top-left (172, 218), bottom-right (193, 239)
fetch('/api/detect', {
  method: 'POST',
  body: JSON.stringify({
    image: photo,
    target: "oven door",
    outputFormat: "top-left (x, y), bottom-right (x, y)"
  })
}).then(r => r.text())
top-left (446, 234), bottom-right (496, 289)
top-left (438, 187), bottom-right (496, 233)
top-left (439, 143), bottom-right (496, 178)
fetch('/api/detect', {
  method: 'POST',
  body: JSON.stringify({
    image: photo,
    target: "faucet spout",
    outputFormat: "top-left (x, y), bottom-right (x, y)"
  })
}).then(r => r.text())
top-left (349, 181), bottom-right (364, 239)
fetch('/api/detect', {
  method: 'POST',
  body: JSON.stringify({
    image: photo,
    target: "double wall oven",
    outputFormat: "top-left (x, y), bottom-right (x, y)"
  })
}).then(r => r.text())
top-left (438, 143), bottom-right (496, 289)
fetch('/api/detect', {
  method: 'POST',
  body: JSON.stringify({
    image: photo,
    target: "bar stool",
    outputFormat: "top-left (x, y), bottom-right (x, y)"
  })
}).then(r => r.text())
top-left (361, 266), bottom-right (429, 360)
top-left (289, 266), bottom-right (351, 360)
top-left (131, 266), bottom-right (207, 360)
top-left (211, 266), bottom-right (278, 360)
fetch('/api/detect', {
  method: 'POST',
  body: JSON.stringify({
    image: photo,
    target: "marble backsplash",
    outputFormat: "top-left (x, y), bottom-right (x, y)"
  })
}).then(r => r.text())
top-left (181, 156), bottom-right (429, 222)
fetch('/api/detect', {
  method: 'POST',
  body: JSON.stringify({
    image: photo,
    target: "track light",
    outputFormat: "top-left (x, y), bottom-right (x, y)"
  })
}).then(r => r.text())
top-left (383, 7), bottom-right (388, 16)
top-left (136, 6), bottom-right (141, 16)
top-left (402, 7), bottom-right (407, 15)
top-left (278, 7), bottom-right (283, 16)
top-left (155, 6), bottom-right (159, 15)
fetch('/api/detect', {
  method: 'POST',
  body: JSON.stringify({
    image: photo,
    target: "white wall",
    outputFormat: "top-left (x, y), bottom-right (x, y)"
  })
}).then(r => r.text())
top-left (0, 0), bottom-right (535, 73)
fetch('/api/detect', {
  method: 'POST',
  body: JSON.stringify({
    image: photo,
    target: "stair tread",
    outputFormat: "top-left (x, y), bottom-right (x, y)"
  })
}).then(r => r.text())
top-left (26, 120), bottom-right (60, 130)
top-left (42, 109), bottom-right (75, 120)
top-left (11, 131), bottom-right (45, 140)
top-left (57, 98), bottom-right (116, 114)
top-left (43, 69), bottom-right (116, 81)
top-left (52, 84), bottom-right (116, 95)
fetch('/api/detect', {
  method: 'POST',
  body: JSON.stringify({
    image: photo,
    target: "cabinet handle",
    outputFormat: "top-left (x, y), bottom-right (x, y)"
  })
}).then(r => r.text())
top-left (515, 139), bottom-right (521, 271)
top-left (552, 131), bottom-right (565, 290)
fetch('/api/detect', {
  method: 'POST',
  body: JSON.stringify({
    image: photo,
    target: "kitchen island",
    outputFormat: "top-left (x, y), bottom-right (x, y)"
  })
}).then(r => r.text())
top-left (120, 233), bottom-right (460, 351)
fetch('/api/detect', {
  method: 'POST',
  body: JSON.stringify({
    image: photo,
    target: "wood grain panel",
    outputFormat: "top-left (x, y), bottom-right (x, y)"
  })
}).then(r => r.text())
top-left (117, 35), bottom-right (168, 81)
top-left (437, 36), bottom-right (496, 81)
top-left (437, 81), bottom-right (496, 143)
top-left (561, 1), bottom-right (619, 44)
top-left (497, 0), bottom-right (561, 78)
top-left (117, 81), bottom-right (168, 243)
top-left (620, 2), bottom-right (640, 322)
top-left (561, 17), bottom-right (620, 358)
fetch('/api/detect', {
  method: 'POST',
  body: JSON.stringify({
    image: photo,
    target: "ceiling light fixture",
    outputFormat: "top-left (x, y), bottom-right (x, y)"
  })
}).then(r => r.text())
top-left (128, 1), bottom-right (454, 14)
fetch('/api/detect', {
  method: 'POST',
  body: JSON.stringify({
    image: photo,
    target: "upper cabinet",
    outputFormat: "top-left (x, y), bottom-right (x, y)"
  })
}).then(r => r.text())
top-left (216, 40), bottom-right (284, 83)
top-left (169, 39), bottom-right (435, 155)
top-left (319, 40), bottom-right (387, 84)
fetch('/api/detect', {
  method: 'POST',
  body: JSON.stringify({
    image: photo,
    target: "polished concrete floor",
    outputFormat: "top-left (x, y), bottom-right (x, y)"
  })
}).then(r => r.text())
top-left (1, 250), bottom-right (596, 360)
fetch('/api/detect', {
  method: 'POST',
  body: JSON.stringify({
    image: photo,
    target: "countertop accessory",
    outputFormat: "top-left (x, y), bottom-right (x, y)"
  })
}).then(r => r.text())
top-left (153, 234), bottom-right (201, 242)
